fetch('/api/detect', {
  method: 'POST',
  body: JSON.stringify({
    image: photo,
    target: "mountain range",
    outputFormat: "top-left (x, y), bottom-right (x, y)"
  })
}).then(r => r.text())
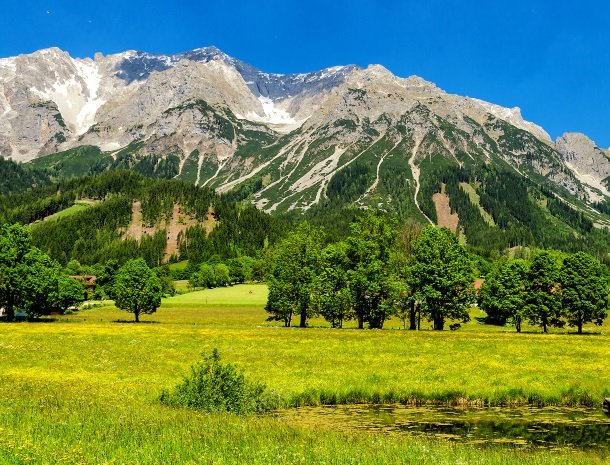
top-left (1, 46), bottom-right (610, 253)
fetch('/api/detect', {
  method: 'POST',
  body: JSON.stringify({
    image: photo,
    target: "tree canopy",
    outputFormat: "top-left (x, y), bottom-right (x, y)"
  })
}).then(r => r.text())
top-left (265, 222), bottom-right (324, 327)
top-left (559, 252), bottom-right (609, 334)
top-left (408, 226), bottom-right (475, 330)
top-left (114, 258), bottom-right (162, 322)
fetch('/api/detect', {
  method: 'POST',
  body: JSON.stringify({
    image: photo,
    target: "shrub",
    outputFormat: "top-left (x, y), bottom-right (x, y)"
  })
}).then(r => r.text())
top-left (159, 349), bottom-right (277, 414)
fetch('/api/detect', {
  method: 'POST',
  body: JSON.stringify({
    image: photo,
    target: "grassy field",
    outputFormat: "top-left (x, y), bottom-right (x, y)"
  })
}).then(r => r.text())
top-left (0, 284), bottom-right (608, 464)
top-left (40, 199), bottom-right (100, 222)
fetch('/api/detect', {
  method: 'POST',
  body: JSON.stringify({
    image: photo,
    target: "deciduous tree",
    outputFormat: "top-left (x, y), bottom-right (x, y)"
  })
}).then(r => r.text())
top-left (408, 226), bottom-right (474, 330)
top-left (265, 222), bottom-right (324, 327)
top-left (525, 251), bottom-right (562, 333)
top-left (114, 258), bottom-right (162, 322)
top-left (559, 252), bottom-right (609, 334)
top-left (0, 224), bottom-right (32, 321)
top-left (344, 212), bottom-right (399, 329)
top-left (478, 259), bottom-right (528, 332)
top-left (312, 242), bottom-right (353, 328)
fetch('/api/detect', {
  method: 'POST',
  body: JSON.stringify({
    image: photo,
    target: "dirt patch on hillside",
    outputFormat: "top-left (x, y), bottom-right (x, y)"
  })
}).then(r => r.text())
top-left (124, 202), bottom-right (216, 262)
top-left (432, 184), bottom-right (459, 233)
top-left (124, 201), bottom-right (157, 240)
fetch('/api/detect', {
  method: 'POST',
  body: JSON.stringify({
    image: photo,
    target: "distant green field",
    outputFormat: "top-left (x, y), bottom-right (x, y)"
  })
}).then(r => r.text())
top-left (0, 283), bottom-right (608, 464)
top-left (168, 260), bottom-right (189, 271)
top-left (41, 199), bottom-right (100, 222)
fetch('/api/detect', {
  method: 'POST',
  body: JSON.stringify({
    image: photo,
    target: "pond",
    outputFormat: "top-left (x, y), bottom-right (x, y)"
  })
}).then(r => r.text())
top-left (276, 405), bottom-right (610, 451)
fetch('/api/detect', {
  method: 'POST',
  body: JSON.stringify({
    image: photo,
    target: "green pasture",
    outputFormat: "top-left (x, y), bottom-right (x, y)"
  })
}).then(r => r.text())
top-left (0, 284), bottom-right (608, 464)
top-left (40, 199), bottom-right (100, 222)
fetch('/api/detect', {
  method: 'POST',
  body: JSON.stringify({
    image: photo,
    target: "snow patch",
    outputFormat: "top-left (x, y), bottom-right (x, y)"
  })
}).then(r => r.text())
top-left (252, 96), bottom-right (296, 125)
top-left (73, 60), bottom-right (105, 135)
top-left (32, 58), bottom-right (105, 135)
top-left (246, 96), bottom-right (306, 133)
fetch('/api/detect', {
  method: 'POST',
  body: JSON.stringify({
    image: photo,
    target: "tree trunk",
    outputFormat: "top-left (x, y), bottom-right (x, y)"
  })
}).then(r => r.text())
top-left (417, 306), bottom-right (421, 331)
top-left (5, 295), bottom-right (15, 322)
top-left (516, 318), bottom-right (521, 333)
top-left (357, 315), bottom-right (364, 330)
top-left (299, 309), bottom-right (307, 328)
top-left (433, 312), bottom-right (444, 331)
top-left (578, 322), bottom-right (583, 334)
top-left (135, 311), bottom-right (140, 323)
top-left (542, 321), bottom-right (547, 333)
top-left (409, 301), bottom-right (417, 330)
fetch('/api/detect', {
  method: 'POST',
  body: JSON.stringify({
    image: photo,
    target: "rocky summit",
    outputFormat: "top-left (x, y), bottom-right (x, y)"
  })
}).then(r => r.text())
top-left (1, 46), bottom-right (609, 223)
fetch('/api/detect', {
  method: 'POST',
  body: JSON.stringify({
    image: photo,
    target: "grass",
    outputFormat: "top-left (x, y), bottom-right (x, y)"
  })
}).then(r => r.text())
top-left (0, 284), bottom-right (608, 464)
top-left (168, 260), bottom-right (189, 271)
top-left (42, 199), bottom-right (100, 222)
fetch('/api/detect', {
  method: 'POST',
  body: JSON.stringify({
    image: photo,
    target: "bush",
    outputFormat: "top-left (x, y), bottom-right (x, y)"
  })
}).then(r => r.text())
top-left (159, 349), bottom-right (277, 414)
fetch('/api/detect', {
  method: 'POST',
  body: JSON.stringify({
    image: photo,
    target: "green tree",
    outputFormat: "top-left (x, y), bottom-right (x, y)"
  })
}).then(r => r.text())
top-left (54, 275), bottom-right (86, 312)
top-left (559, 252), bottom-right (609, 334)
top-left (214, 263), bottom-right (231, 287)
top-left (408, 226), bottom-right (474, 330)
top-left (478, 259), bottom-right (529, 332)
top-left (227, 257), bottom-right (246, 284)
top-left (198, 264), bottom-right (217, 288)
top-left (525, 251), bottom-right (562, 333)
top-left (114, 258), bottom-right (162, 322)
top-left (18, 248), bottom-right (62, 318)
top-left (394, 222), bottom-right (423, 330)
top-left (312, 242), bottom-right (353, 328)
top-left (64, 259), bottom-right (83, 276)
top-left (265, 222), bottom-right (324, 327)
top-left (95, 259), bottom-right (120, 300)
top-left (0, 224), bottom-right (34, 321)
top-left (345, 212), bottom-right (399, 329)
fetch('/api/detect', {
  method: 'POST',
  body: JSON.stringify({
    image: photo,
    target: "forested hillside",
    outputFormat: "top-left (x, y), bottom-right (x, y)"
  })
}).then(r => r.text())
top-left (0, 158), bottom-right (51, 195)
top-left (0, 171), bottom-right (288, 266)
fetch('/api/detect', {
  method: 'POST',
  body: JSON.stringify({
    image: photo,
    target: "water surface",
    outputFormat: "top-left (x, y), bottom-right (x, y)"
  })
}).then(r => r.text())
top-left (277, 405), bottom-right (610, 451)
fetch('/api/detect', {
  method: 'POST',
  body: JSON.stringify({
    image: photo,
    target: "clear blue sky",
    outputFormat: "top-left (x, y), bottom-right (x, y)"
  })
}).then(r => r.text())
top-left (2, 0), bottom-right (608, 147)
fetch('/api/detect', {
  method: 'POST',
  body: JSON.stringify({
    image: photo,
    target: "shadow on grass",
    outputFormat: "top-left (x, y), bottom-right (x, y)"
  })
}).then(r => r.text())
top-left (565, 331), bottom-right (604, 336)
top-left (113, 319), bottom-right (160, 324)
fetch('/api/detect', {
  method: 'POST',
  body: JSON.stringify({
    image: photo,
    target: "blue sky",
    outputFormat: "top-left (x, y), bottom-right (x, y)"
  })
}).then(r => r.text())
top-left (2, 0), bottom-right (608, 147)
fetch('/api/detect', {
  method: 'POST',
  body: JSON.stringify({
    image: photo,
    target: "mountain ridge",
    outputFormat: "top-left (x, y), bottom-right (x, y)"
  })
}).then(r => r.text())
top-left (2, 46), bottom-right (610, 251)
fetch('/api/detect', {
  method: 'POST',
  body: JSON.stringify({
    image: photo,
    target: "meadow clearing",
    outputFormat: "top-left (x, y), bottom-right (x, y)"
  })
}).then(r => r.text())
top-left (0, 284), bottom-right (608, 464)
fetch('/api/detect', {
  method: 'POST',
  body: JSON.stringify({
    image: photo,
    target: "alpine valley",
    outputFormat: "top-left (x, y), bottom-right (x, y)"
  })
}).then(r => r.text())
top-left (2, 46), bottom-right (610, 257)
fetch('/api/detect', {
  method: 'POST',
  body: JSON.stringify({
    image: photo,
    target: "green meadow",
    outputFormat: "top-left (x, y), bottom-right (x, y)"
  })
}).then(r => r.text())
top-left (1, 284), bottom-right (608, 464)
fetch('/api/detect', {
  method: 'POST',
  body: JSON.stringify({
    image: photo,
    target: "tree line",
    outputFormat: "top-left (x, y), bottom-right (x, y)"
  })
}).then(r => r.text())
top-left (478, 251), bottom-right (608, 334)
top-left (265, 213), bottom-right (476, 330)
top-left (265, 212), bottom-right (609, 332)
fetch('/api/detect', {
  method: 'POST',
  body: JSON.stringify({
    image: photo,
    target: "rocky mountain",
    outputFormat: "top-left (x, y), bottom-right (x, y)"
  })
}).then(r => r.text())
top-left (2, 46), bottom-right (610, 251)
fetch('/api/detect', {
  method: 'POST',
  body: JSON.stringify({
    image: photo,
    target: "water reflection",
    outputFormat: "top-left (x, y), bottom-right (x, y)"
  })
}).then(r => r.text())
top-left (277, 405), bottom-right (610, 450)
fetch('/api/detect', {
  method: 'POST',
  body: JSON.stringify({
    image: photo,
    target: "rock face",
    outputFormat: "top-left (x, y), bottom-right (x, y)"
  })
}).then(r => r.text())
top-left (555, 132), bottom-right (610, 198)
top-left (0, 46), bottom-right (608, 215)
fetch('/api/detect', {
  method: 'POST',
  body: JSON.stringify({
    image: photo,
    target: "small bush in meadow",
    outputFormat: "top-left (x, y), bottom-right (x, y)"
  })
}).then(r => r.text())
top-left (159, 349), bottom-right (277, 414)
